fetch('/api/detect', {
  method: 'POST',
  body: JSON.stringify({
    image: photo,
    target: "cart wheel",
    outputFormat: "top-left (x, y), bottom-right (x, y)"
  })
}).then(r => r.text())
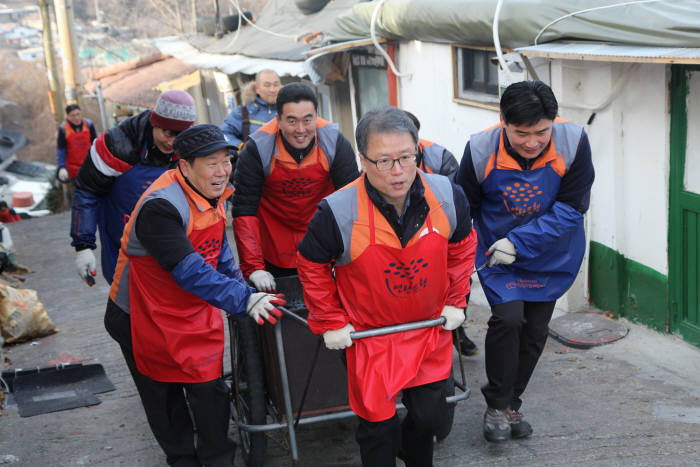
top-left (435, 371), bottom-right (456, 442)
top-left (229, 315), bottom-right (267, 467)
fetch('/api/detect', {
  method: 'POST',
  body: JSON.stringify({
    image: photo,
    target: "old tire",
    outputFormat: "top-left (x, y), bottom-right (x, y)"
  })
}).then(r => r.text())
top-left (229, 316), bottom-right (267, 466)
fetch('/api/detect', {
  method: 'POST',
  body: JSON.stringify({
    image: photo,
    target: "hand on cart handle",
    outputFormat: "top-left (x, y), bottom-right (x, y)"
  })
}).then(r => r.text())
top-left (440, 305), bottom-right (465, 331)
top-left (247, 292), bottom-right (286, 325)
top-left (323, 323), bottom-right (355, 350)
top-left (249, 269), bottom-right (276, 292)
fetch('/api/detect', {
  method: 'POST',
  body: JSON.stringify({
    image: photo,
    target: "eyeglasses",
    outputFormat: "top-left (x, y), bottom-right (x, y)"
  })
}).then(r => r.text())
top-left (363, 154), bottom-right (417, 171)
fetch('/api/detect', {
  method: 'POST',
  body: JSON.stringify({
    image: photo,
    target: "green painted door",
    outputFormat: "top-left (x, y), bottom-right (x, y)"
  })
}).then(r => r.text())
top-left (669, 65), bottom-right (700, 347)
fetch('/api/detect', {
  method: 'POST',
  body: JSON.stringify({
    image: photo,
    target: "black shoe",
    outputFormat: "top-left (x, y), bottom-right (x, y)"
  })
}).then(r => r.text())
top-left (483, 408), bottom-right (510, 443)
top-left (455, 326), bottom-right (479, 356)
top-left (506, 408), bottom-right (533, 439)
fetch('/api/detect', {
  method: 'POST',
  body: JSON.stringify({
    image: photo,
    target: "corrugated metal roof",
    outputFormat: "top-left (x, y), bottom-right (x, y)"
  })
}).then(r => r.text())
top-left (516, 42), bottom-right (700, 64)
top-left (151, 36), bottom-right (307, 77)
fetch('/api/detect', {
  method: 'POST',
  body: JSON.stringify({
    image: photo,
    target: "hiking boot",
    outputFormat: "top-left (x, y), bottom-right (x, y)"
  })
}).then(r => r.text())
top-left (455, 326), bottom-right (479, 356)
top-left (506, 408), bottom-right (533, 439)
top-left (483, 408), bottom-right (510, 443)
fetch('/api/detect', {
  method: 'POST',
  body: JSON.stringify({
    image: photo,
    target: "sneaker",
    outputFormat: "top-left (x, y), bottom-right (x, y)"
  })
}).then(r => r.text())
top-left (506, 408), bottom-right (533, 439)
top-left (455, 326), bottom-right (479, 356)
top-left (483, 408), bottom-right (510, 443)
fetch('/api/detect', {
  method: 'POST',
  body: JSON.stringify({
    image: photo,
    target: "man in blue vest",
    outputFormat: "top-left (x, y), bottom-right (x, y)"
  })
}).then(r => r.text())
top-left (456, 81), bottom-right (594, 443)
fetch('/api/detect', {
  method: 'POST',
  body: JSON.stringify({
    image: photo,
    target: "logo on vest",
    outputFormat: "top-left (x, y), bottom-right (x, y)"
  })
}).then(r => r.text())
top-left (196, 237), bottom-right (222, 267)
top-left (505, 278), bottom-right (545, 290)
top-left (502, 183), bottom-right (543, 217)
top-left (383, 258), bottom-right (429, 296)
top-left (281, 177), bottom-right (314, 198)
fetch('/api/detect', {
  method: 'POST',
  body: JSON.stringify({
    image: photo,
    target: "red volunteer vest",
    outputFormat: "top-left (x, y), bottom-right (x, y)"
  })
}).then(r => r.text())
top-left (64, 119), bottom-right (92, 179)
top-left (334, 174), bottom-right (453, 421)
top-left (255, 118), bottom-right (335, 269)
top-left (110, 169), bottom-right (232, 382)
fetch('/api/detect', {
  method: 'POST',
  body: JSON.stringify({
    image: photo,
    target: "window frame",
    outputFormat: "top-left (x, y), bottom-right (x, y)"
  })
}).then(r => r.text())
top-left (451, 44), bottom-right (504, 110)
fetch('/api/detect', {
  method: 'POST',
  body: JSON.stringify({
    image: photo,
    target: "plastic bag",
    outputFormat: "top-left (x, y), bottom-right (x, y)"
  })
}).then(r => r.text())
top-left (0, 284), bottom-right (57, 344)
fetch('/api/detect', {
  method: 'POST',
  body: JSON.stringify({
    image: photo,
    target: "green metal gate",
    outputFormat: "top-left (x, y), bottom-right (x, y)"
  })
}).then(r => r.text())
top-left (669, 64), bottom-right (700, 347)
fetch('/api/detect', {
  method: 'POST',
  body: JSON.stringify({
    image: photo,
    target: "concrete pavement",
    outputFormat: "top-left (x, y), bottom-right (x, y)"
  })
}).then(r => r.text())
top-left (1, 213), bottom-right (699, 466)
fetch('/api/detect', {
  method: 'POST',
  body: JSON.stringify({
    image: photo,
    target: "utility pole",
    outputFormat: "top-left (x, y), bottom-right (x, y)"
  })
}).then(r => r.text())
top-left (53, 0), bottom-right (81, 105)
top-left (38, 0), bottom-right (64, 125)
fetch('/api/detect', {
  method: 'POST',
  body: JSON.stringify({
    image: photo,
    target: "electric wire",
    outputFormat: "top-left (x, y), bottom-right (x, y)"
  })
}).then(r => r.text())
top-left (370, 0), bottom-right (411, 78)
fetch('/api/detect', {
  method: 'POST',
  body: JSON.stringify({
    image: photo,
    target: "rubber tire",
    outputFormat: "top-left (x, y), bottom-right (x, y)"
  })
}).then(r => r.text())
top-left (229, 316), bottom-right (267, 467)
top-left (435, 371), bottom-right (456, 442)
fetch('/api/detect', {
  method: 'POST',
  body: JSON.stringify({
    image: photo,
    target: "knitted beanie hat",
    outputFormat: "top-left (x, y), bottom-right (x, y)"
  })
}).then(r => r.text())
top-left (149, 90), bottom-right (196, 132)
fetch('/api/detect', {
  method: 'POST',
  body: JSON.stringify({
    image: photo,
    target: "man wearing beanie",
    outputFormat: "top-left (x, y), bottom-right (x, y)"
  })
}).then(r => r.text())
top-left (70, 89), bottom-right (197, 286)
top-left (105, 124), bottom-right (285, 467)
top-left (232, 82), bottom-right (359, 292)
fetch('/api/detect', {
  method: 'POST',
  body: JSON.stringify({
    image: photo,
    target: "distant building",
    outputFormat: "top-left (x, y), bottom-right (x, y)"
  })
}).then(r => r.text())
top-left (17, 46), bottom-right (43, 62)
top-left (3, 25), bottom-right (40, 48)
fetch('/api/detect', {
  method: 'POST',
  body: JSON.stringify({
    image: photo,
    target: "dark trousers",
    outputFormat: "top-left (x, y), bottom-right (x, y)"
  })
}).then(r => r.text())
top-left (104, 302), bottom-right (236, 467)
top-left (356, 379), bottom-right (449, 467)
top-left (481, 300), bottom-right (555, 411)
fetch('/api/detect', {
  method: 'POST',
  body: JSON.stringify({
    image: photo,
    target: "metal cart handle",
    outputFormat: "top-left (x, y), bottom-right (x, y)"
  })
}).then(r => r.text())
top-left (277, 306), bottom-right (446, 340)
top-left (350, 317), bottom-right (446, 340)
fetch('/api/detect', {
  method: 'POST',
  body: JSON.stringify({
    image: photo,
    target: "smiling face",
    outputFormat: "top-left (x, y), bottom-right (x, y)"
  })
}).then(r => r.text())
top-left (278, 100), bottom-right (317, 150)
top-left (360, 131), bottom-right (417, 213)
top-left (178, 149), bottom-right (232, 199)
top-left (501, 115), bottom-right (553, 160)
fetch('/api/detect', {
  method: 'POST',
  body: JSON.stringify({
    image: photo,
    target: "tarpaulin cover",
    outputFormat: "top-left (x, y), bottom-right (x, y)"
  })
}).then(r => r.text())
top-left (186, 0), bottom-right (363, 61)
top-left (326, 0), bottom-right (700, 49)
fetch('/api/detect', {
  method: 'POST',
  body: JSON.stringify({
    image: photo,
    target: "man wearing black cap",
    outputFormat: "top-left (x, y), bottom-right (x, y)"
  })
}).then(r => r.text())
top-left (105, 124), bottom-right (285, 467)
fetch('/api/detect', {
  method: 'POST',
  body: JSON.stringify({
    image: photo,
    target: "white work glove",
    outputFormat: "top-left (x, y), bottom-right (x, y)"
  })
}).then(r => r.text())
top-left (75, 249), bottom-right (97, 286)
top-left (323, 323), bottom-right (355, 350)
top-left (486, 237), bottom-right (516, 267)
top-left (249, 269), bottom-right (276, 292)
top-left (440, 305), bottom-right (465, 331)
top-left (246, 292), bottom-right (285, 325)
top-left (57, 167), bottom-right (69, 183)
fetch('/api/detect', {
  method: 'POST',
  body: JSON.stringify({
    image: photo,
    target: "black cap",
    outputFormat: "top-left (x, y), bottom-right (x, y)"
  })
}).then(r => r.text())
top-left (173, 124), bottom-right (235, 160)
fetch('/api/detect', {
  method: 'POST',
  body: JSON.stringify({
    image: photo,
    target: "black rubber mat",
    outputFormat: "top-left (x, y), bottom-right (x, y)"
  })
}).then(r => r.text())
top-left (12, 364), bottom-right (115, 417)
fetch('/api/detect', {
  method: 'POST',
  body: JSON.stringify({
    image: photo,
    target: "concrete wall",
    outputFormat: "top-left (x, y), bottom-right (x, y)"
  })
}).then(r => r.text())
top-left (396, 41), bottom-right (499, 160)
top-left (394, 41), bottom-right (671, 313)
top-left (553, 61), bottom-right (669, 275)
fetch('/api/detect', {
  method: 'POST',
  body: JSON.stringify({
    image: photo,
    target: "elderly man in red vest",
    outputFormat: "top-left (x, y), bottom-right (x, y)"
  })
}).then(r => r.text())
top-left (297, 107), bottom-right (477, 466)
top-left (105, 124), bottom-right (284, 466)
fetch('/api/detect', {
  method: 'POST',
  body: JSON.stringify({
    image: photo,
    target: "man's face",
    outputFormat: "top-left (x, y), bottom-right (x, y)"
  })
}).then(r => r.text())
top-left (178, 149), bottom-right (232, 199)
top-left (501, 116), bottom-right (553, 160)
top-left (66, 108), bottom-right (82, 126)
top-left (152, 127), bottom-right (179, 154)
top-left (360, 131), bottom-right (418, 208)
top-left (255, 71), bottom-right (282, 105)
top-left (278, 101), bottom-right (317, 150)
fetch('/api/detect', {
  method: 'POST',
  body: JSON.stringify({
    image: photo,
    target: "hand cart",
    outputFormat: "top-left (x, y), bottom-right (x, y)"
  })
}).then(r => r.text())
top-left (226, 275), bottom-right (470, 466)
